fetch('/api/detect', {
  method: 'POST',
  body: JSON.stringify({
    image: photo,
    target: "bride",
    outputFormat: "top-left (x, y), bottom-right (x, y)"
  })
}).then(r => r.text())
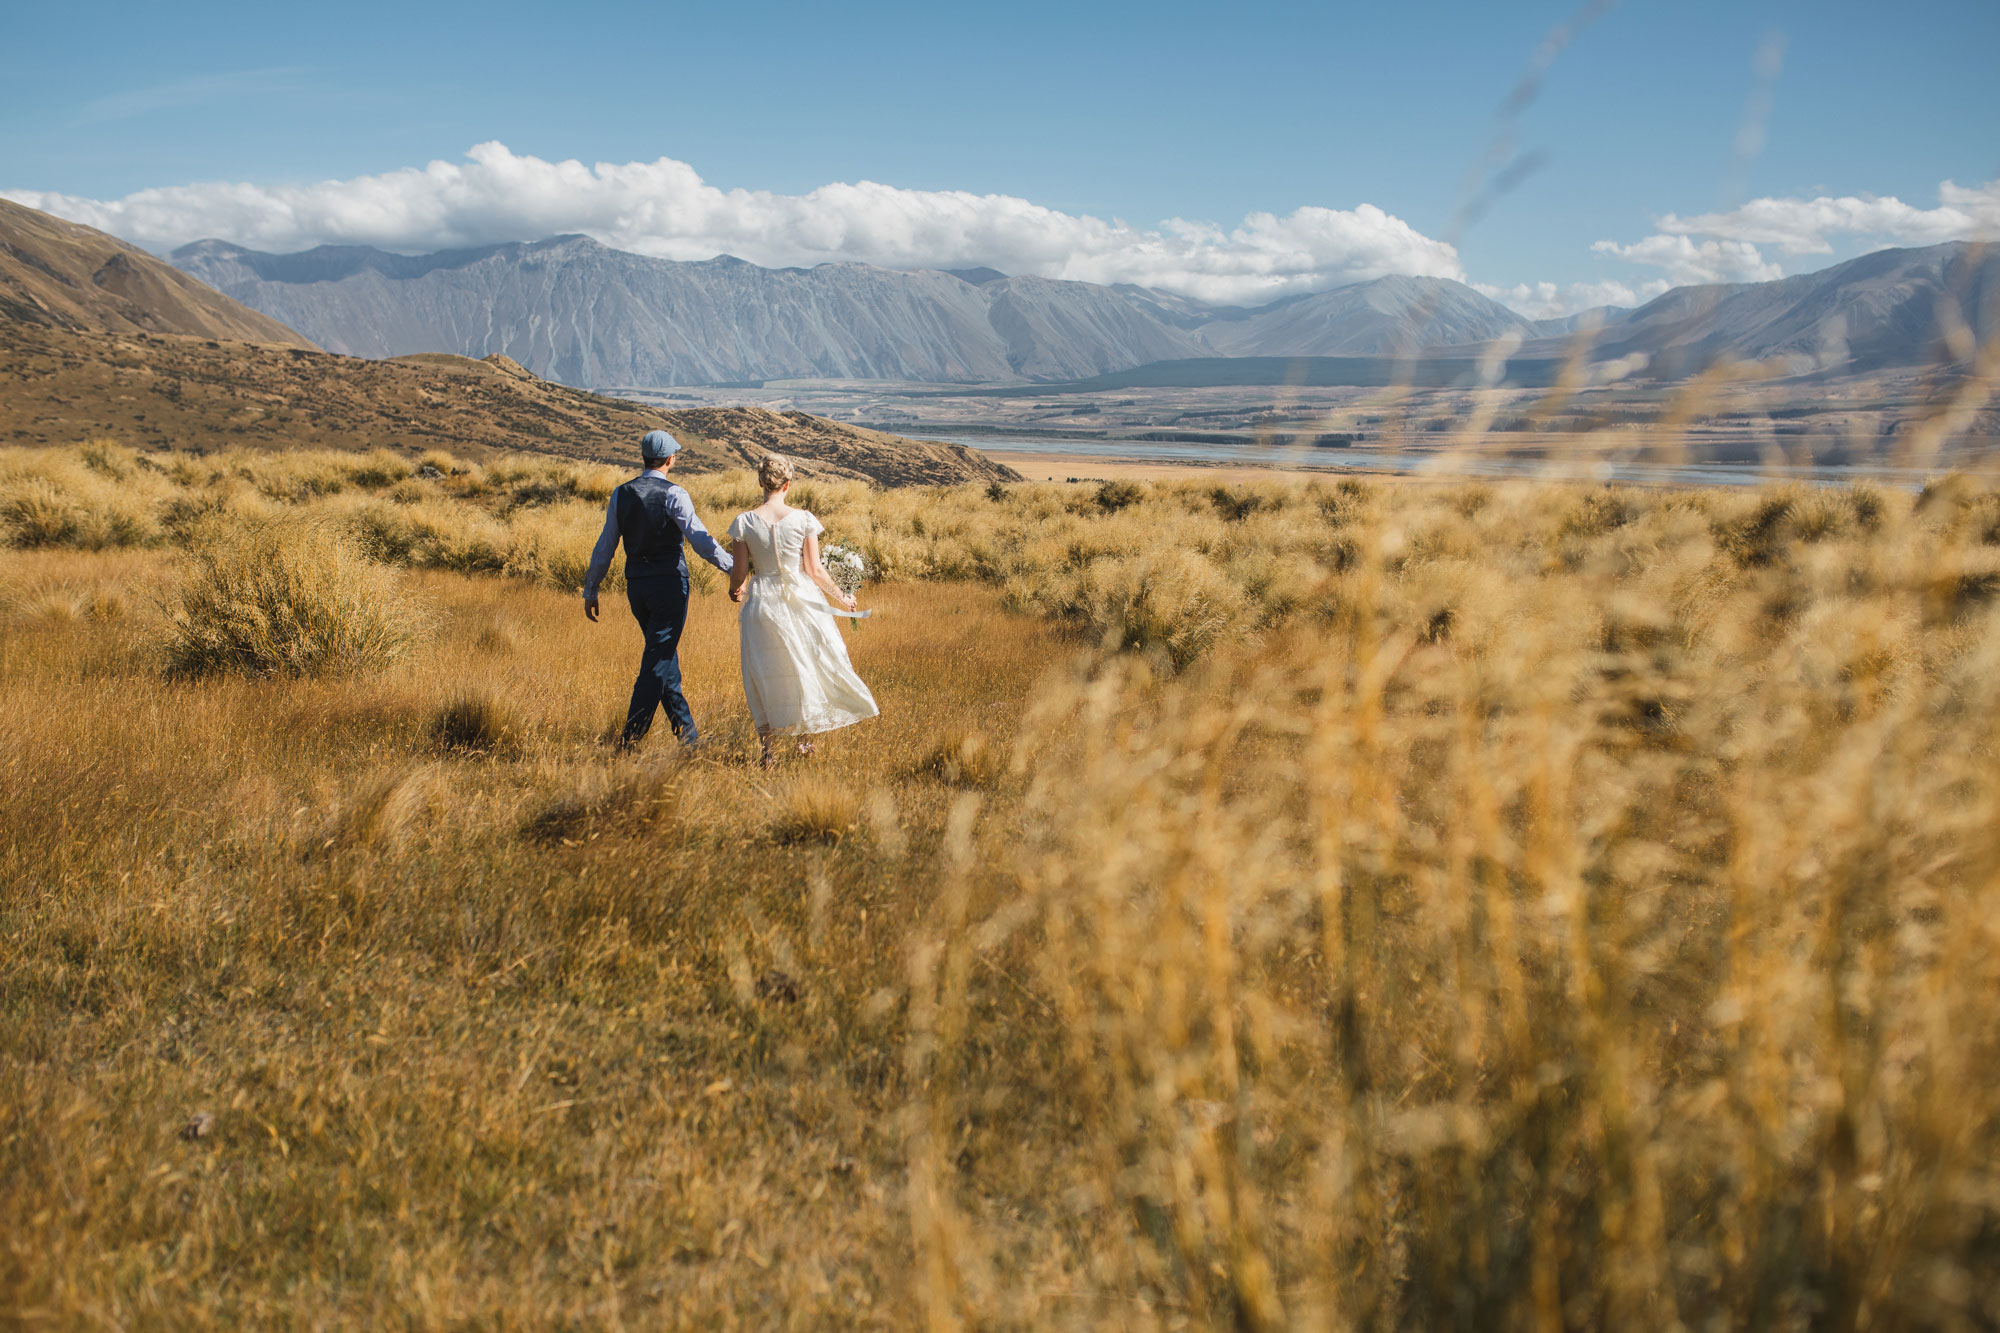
top-left (725, 454), bottom-right (879, 766)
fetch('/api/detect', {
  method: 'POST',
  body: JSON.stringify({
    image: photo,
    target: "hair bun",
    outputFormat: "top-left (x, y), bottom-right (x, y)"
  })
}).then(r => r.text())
top-left (757, 453), bottom-right (796, 491)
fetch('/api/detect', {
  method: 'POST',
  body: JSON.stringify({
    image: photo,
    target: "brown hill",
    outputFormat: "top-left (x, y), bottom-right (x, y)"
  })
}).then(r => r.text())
top-left (0, 197), bottom-right (314, 347)
top-left (0, 324), bottom-right (1020, 487)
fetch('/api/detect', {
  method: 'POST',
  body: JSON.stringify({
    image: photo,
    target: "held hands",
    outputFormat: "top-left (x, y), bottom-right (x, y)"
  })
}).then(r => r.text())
top-left (730, 584), bottom-right (746, 603)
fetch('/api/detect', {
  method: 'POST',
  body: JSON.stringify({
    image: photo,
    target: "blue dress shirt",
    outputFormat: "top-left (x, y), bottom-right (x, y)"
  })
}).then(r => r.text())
top-left (581, 469), bottom-right (734, 599)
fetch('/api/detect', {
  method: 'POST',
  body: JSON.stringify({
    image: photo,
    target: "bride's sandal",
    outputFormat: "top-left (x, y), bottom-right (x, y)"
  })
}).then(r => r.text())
top-left (796, 740), bottom-right (817, 758)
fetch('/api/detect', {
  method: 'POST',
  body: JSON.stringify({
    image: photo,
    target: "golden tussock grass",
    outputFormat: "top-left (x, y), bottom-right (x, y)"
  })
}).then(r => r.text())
top-left (163, 517), bottom-right (426, 679)
top-left (4, 441), bottom-right (2000, 1325)
top-left (765, 777), bottom-right (866, 847)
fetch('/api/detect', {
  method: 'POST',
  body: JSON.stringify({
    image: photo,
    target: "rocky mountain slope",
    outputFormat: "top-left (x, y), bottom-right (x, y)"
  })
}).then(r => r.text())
top-left (0, 197), bottom-right (313, 347)
top-left (172, 236), bottom-right (1206, 385)
top-left (1577, 243), bottom-right (1998, 377)
top-left (1201, 275), bottom-right (1536, 356)
top-left (173, 235), bottom-right (1537, 386)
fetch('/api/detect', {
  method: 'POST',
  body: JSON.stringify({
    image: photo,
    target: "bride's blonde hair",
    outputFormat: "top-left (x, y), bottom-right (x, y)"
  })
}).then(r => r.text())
top-left (758, 453), bottom-right (796, 492)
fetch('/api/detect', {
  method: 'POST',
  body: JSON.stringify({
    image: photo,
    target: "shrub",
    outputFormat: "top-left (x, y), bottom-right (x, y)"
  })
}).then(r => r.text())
top-left (162, 519), bottom-right (424, 678)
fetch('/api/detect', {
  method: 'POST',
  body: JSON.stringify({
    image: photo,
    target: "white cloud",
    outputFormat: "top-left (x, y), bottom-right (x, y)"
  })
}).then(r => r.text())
top-left (1652, 179), bottom-right (2000, 255)
top-left (1, 141), bottom-right (1464, 306)
top-left (1590, 234), bottom-right (1785, 286)
top-left (1583, 179), bottom-right (2000, 294)
top-left (1476, 277), bottom-right (1670, 321)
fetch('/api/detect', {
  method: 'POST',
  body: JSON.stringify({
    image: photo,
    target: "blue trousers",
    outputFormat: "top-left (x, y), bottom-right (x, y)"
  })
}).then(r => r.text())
top-left (622, 573), bottom-right (697, 745)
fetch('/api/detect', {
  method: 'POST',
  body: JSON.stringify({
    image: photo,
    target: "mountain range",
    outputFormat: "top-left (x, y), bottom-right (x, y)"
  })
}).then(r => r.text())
top-left (0, 200), bottom-right (1017, 486)
top-left (172, 231), bottom-right (1998, 389)
top-left (172, 235), bottom-right (1543, 387)
top-left (1496, 242), bottom-right (2000, 378)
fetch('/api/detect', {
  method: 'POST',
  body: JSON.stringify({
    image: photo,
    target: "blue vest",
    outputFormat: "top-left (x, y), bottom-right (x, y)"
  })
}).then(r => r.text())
top-left (614, 474), bottom-right (686, 579)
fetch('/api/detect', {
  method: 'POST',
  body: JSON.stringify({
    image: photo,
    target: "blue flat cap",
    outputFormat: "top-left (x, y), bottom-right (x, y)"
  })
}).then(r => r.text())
top-left (640, 429), bottom-right (682, 460)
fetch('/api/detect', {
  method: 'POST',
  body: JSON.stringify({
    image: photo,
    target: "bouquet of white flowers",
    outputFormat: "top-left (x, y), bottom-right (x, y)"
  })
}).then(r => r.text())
top-left (822, 542), bottom-right (871, 628)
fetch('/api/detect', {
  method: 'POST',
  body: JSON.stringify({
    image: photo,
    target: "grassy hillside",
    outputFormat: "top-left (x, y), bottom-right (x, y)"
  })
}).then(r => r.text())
top-left (5, 451), bottom-right (2000, 1324)
top-left (0, 322), bottom-right (1021, 487)
top-left (0, 197), bottom-right (313, 347)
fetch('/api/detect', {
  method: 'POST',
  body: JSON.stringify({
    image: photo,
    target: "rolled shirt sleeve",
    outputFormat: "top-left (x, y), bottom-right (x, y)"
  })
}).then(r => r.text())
top-left (669, 487), bottom-right (734, 573)
top-left (581, 492), bottom-right (621, 600)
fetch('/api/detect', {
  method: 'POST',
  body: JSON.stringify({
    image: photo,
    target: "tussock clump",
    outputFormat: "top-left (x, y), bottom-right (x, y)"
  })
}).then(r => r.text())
top-left (0, 465), bottom-right (160, 550)
top-left (684, 471), bottom-right (765, 515)
top-left (430, 691), bottom-right (521, 756)
top-left (1094, 548), bottom-right (1244, 669)
top-left (242, 455), bottom-right (347, 501)
top-left (312, 763), bottom-right (446, 856)
top-left (0, 580), bottom-right (125, 623)
top-left (1559, 487), bottom-right (1639, 539)
top-left (345, 498), bottom-right (509, 573)
top-left (767, 778), bottom-right (861, 845)
top-left (1207, 484), bottom-right (1267, 522)
top-left (1714, 492), bottom-right (1798, 567)
top-left (159, 484), bottom-right (270, 539)
top-left (78, 440), bottom-right (143, 479)
top-left (787, 479), bottom-right (871, 516)
top-left (1787, 489), bottom-right (1852, 542)
top-left (920, 729), bottom-right (1002, 787)
top-left (521, 761), bottom-right (681, 846)
top-left (473, 618), bottom-right (519, 655)
top-left (416, 449), bottom-right (471, 477)
top-left (1915, 471), bottom-right (1978, 514)
top-left (1095, 478), bottom-right (1145, 512)
top-left (503, 502), bottom-right (611, 592)
top-left (348, 448), bottom-right (415, 489)
top-left (162, 520), bottom-right (424, 678)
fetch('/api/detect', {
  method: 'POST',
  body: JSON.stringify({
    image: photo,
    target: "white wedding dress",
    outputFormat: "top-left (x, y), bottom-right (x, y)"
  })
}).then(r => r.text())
top-left (726, 509), bottom-right (879, 736)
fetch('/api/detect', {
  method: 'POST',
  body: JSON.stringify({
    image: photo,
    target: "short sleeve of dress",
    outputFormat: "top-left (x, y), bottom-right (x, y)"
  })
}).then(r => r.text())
top-left (806, 513), bottom-right (825, 538)
top-left (724, 514), bottom-right (743, 543)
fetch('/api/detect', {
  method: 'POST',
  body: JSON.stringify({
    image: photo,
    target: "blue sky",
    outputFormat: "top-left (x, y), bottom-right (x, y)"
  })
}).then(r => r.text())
top-left (4, 0), bottom-right (1995, 313)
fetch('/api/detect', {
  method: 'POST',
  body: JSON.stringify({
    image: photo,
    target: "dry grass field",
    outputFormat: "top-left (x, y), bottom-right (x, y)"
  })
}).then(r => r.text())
top-left (5, 441), bottom-right (2000, 1327)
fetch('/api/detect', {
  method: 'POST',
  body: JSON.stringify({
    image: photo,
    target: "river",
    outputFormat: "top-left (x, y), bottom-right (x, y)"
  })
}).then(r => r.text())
top-left (930, 432), bottom-right (1997, 490)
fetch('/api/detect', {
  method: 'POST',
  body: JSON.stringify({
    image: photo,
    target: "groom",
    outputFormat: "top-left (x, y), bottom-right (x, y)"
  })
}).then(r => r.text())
top-left (583, 429), bottom-right (735, 748)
